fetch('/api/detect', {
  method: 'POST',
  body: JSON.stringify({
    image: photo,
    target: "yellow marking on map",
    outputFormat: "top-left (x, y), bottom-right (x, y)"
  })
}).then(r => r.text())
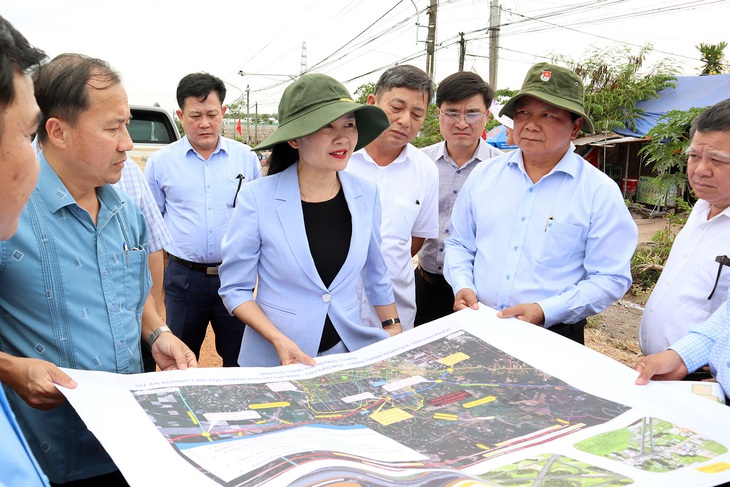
top-left (279, 420), bottom-right (291, 425)
top-left (370, 408), bottom-right (413, 426)
top-left (436, 379), bottom-right (443, 383)
top-left (433, 413), bottom-right (458, 421)
top-left (187, 411), bottom-right (198, 424)
top-left (698, 462), bottom-right (730, 473)
top-left (476, 443), bottom-right (490, 450)
top-left (463, 396), bottom-right (496, 408)
top-left (439, 352), bottom-right (470, 366)
top-left (201, 432), bottom-right (211, 437)
top-left (249, 402), bottom-right (290, 409)
top-left (314, 414), bottom-right (343, 419)
top-left (556, 418), bottom-right (570, 425)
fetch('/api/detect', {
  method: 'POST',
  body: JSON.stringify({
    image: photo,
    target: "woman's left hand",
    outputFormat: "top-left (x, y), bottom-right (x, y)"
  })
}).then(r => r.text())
top-left (383, 322), bottom-right (402, 337)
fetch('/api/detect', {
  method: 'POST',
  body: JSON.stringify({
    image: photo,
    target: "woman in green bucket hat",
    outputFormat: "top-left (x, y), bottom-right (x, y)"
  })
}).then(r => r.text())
top-left (219, 74), bottom-right (402, 367)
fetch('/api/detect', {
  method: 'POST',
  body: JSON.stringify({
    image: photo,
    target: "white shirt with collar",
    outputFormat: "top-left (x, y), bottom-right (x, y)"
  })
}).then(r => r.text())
top-left (346, 143), bottom-right (439, 330)
top-left (639, 199), bottom-right (730, 355)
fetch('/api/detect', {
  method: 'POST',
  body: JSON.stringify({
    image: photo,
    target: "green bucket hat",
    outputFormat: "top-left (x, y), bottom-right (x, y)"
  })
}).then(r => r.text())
top-left (254, 74), bottom-right (390, 151)
top-left (499, 63), bottom-right (594, 134)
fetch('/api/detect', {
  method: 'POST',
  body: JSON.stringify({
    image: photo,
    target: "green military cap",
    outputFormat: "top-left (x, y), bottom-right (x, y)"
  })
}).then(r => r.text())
top-left (499, 63), bottom-right (594, 134)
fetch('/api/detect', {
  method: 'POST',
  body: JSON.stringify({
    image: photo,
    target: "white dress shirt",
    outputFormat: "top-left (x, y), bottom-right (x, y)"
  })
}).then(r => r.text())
top-left (639, 200), bottom-right (730, 355)
top-left (346, 143), bottom-right (439, 330)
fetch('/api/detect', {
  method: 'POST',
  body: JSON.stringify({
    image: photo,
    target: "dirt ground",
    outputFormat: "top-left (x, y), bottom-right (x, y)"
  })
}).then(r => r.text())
top-left (197, 213), bottom-right (669, 368)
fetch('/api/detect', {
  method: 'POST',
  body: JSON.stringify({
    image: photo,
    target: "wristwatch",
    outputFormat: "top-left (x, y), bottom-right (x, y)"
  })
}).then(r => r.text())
top-left (147, 325), bottom-right (171, 349)
top-left (381, 318), bottom-right (401, 327)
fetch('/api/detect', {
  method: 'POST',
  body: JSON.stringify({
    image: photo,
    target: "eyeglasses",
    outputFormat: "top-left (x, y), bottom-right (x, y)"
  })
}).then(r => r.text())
top-left (439, 110), bottom-right (488, 125)
top-left (708, 255), bottom-right (730, 300)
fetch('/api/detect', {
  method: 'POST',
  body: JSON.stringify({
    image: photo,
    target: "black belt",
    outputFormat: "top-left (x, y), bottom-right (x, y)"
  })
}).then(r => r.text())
top-left (169, 254), bottom-right (221, 276)
top-left (417, 265), bottom-right (449, 286)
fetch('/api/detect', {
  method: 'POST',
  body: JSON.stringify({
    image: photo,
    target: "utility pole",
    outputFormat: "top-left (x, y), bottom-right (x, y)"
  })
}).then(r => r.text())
top-left (488, 0), bottom-right (500, 88)
top-left (254, 102), bottom-right (258, 144)
top-left (425, 0), bottom-right (438, 79)
top-left (245, 84), bottom-right (250, 144)
top-left (300, 42), bottom-right (308, 74)
top-left (458, 32), bottom-right (466, 71)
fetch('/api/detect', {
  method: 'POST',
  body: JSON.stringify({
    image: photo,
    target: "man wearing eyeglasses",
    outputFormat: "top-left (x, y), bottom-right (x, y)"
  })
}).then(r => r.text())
top-left (638, 99), bottom-right (730, 367)
top-left (145, 73), bottom-right (261, 366)
top-left (346, 65), bottom-right (439, 331)
top-left (415, 71), bottom-right (503, 326)
top-left (444, 63), bottom-right (637, 344)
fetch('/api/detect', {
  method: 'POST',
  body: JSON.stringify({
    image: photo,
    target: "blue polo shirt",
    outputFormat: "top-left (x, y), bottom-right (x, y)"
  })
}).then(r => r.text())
top-left (0, 154), bottom-right (149, 483)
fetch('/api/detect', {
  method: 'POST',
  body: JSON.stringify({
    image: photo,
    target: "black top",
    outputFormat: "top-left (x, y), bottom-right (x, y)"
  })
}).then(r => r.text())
top-left (301, 187), bottom-right (352, 353)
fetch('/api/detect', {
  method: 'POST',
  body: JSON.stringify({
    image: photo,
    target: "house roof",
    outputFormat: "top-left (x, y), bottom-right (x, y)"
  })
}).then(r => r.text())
top-left (614, 74), bottom-right (730, 137)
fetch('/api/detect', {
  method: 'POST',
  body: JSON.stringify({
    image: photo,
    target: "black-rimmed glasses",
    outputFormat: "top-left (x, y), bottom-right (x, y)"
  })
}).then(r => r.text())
top-left (708, 254), bottom-right (730, 300)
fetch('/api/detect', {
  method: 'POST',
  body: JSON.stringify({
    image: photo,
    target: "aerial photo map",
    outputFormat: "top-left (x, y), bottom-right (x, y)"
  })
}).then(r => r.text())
top-left (132, 330), bottom-right (631, 486)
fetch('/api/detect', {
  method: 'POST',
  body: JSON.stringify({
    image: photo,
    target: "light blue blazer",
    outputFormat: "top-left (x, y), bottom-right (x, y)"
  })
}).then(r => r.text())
top-left (219, 162), bottom-right (394, 367)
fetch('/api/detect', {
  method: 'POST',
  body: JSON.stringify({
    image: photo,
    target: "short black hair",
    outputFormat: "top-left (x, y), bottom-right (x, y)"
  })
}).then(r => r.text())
top-left (690, 98), bottom-right (730, 138)
top-left (374, 65), bottom-right (433, 105)
top-left (176, 72), bottom-right (226, 109)
top-left (0, 15), bottom-right (45, 132)
top-left (34, 53), bottom-right (121, 142)
top-left (436, 71), bottom-right (494, 109)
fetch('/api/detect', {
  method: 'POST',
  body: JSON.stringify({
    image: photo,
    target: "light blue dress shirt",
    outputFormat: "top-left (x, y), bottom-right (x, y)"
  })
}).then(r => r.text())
top-left (145, 135), bottom-right (261, 263)
top-left (0, 388), bottom-right (49, 486)
top-left (0, 155), bottom-right (149, 483)
top-left (444, 148), bottom-right (638, 327)
top-left (672, 292), bottom-right (730, 394)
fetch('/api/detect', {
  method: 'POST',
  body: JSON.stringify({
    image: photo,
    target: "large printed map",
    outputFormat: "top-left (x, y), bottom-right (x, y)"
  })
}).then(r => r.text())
top-left (132, 329), bottom-right (629, 486)
top-left (59, 309), bottom-right (730, 486)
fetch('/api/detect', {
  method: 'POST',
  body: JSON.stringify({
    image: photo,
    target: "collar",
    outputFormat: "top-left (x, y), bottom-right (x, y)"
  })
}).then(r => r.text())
top-left (507, 146), bottom-right (580, 180)
top-left (357, 143), bottom-right (413, 167)
top-left (36, 152), bottom-right (125, 214)
top-left (182, 135), bottom-right (227, 159)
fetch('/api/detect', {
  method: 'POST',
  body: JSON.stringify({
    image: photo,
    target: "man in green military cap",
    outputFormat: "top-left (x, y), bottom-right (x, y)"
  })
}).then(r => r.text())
top-left (443, 62), bottom-right (638, 344)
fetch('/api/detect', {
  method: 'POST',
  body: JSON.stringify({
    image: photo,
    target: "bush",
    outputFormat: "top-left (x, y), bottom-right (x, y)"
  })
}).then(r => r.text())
top-left (630, 199), bottom-right (691, 301)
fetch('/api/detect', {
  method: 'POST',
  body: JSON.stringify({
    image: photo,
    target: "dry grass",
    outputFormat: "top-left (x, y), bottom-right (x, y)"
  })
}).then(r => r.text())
top-left (585, 328), bottom-right (643, 368)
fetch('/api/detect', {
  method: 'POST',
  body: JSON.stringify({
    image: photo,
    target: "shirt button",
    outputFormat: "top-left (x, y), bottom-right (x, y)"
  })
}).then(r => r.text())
top-left (521, 217), bottom-right (526, 221)
top-left (506, 275), bottom-right (511, 280)
top-left (513, 246), bottom-right (518, 251)
top-left (437, 266), bottom-right (442, 271)
top-left (103, 268), bottom-right (108, 276)
top-left (322, 293), bottom-right (332, 303)
top-left (445, 229), bottom-right (449, 234)
top-left (439, 248), bottom-right (444, 252)
top-left (111, 304), bottom-right (116, 311)
top-left (456, 170), bottom-right (461, 174)
top-left (529, 188), bottom-right (533, 193)
top-left (453, 190), bottom-right (457, 194)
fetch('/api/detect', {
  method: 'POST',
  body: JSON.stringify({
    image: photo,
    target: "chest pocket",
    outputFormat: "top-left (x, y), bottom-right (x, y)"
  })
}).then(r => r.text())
top-left (538, 220), bottom-right (583, 267)
top-left (123, 246), bottom-right (149, 316)
top-left (391, 198), bottom-right (421, 242)
top-left (226, 174), bottom-right (245, 209)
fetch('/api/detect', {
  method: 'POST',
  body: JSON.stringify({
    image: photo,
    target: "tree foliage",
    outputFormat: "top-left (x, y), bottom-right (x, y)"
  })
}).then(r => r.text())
top-left (353, 82), bottom-right (376, 104)
top-left (553, 44), bottom-right (679, 135)
top-left (697, 41), bottom-right (728, 75)
top-left (639, 106), bottom-right (708, 190)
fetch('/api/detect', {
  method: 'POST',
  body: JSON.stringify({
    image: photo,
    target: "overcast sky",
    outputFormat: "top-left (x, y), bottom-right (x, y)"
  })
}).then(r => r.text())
top-left (3, 0), bottom-right (728, 116)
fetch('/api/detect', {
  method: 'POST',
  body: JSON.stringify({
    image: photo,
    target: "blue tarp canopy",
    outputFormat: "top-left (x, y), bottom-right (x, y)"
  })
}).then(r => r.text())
top-left (485, 124), bottom-right (518, 150)
top-left (615, 74), bottom-right (730, 137)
